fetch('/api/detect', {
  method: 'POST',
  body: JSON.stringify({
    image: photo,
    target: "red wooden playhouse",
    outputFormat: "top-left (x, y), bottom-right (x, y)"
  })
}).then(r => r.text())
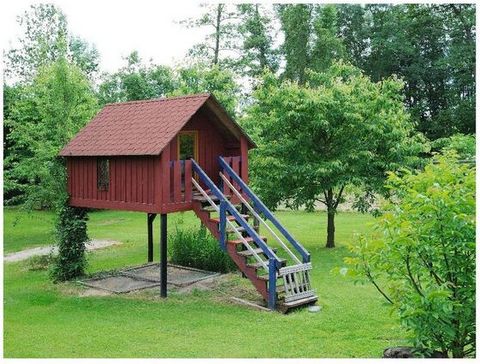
top-left (60, 93), bottom-right (316, 310)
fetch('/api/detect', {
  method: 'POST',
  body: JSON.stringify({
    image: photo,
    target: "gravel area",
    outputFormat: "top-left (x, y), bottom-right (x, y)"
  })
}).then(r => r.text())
top-left (4, 239), bottom-right (120, 263)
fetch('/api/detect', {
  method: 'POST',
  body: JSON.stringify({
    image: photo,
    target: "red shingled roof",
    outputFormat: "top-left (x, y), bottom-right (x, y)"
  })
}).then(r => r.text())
top-left (59, 93), bottom-right (252, 157)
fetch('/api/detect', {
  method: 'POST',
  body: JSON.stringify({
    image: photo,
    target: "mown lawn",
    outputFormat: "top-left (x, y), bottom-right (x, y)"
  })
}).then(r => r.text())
top-left (3, 207), bottom-right (407, 358)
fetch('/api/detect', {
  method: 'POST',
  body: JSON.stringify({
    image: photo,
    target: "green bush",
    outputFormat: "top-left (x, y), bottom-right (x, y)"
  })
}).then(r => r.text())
top-left (345, 152), bottom-right (475, 358)
top-left (49, 202), bottom-right (89, 282)
top-left (169, 224), bottom-right (237, 273)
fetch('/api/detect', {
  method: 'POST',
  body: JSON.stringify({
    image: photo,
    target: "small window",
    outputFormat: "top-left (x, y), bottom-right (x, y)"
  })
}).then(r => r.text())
top-left (97, 158), bottom-right (110, 190)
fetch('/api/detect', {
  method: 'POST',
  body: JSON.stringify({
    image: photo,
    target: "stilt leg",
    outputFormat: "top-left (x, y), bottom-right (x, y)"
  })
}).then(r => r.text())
top-left (147, 213), bottom-right (156, 263)
top-left (160, 213), bottom-right (167, 298)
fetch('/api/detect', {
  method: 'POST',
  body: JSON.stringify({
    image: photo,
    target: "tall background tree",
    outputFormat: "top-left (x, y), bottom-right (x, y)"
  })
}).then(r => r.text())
top-left (181, 3), bottom-right (239, 67)
top-left (4, 3), bottom-right (99, 83)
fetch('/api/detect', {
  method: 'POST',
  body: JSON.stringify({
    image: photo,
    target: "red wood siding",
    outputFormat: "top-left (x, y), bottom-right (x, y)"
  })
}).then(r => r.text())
top-left (66, 110), bottom-right (250, 214)
top-left (167, 110), bottom-right (237, 185)
top-left (68, 155), bottom-right (161, 212)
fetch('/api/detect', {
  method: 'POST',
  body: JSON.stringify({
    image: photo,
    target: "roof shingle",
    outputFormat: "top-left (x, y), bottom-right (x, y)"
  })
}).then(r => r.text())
top-left (59, 93), bottom-right (212, 156)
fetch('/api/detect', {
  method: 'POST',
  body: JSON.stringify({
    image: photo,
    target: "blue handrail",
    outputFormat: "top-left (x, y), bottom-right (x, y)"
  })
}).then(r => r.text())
top-left (219, 156), bottom-right (311, 263)
top-left (191, 159), bottom-right (279, 263)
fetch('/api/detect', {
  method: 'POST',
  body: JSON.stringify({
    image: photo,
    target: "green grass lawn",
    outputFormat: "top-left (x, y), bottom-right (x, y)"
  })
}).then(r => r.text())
top-left (3, 207), bottom-right (407, 358)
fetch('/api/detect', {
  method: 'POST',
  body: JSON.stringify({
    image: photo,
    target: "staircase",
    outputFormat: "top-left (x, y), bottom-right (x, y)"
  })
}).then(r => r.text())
top-left (190, 157), bottom-right (317, 312)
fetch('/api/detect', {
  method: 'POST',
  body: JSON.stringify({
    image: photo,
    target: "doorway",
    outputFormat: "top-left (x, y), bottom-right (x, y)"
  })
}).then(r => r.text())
top-left (177, 131), bottom-right (198, 161)
top-left (177, 131), bottom-right (198, 191)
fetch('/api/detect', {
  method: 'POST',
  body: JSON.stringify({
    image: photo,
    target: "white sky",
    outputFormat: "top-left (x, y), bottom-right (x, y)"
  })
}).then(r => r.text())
top-left (1, 0), bottom-right (210, 74)
top-left (1, 0), bottom-right (476, 75)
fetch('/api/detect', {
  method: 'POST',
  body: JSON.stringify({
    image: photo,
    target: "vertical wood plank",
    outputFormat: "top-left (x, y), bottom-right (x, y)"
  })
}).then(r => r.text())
top-left (154, 155), bottom-right (162, 209)
top-left (142, 158), bottom-right (148, 204)
top-left (110, 158), bottom-right (116, 201)
top-left (162, 146), bottom-right (171, 204)
top-left (240, 136), bottom-right (249, 184)
top-left (174, 161), bottom-right (181, 202)
top-left (185, 160), bottom-right (192, 202)
top-left (126, 158), bottom-right (131, 202)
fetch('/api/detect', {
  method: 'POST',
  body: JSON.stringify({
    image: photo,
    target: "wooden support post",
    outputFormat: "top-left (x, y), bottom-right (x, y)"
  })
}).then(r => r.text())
top-left (147, 213), bottom-right (157, 262)
top-left (160, 213), bottom-right (167, 298)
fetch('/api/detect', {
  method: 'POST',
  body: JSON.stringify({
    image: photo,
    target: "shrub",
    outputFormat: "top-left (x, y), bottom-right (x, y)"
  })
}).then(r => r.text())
top-left (345, 152), bottom-right (475, 358)
top-left (50, 201), bottom-right (89, 282)
top-left (169, 224), bottom-right (237, 273)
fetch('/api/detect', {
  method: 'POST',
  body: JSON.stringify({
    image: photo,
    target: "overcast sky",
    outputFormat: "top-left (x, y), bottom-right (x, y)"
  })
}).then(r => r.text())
top-left (1, 0), bottom-right (210, 74)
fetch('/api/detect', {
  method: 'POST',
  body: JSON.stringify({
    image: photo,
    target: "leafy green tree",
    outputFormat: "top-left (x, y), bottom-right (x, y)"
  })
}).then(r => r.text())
top-left (4, 58), bottom-right (98, 209)
top-left (98, 51), bottom-right (176, 104)
top-left (311, 5), bottom-right (346, 72)
top-left (348, 4), bottom-right (475, 139)
top-left (243, 62), bottom-right (425, 248)
top-left (431, 133), bottom-right (475, 160)
top-left (235, 4), bottom-right (278, 79)
top-left (345, 153), bottom-right (475, 357)
top-left (276, 4), bottom-right (314, 85)
top-left (169, 64), bottom-right (239, 116)
top-left (5, 3), bottom-right (100, 83)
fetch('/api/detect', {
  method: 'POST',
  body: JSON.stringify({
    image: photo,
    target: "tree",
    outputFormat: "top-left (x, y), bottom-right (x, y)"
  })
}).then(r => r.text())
top-left (235, 4), bottom-right (279, 79)
top-left (311, 5), bottom-right (346, 72)
top-left (354, 4), bottom-right (475, 139)
top-left (345, 153), bottom-right (475, 357)
top-left (4, 58), bottom-right (98, 209)
top-left (98, 51), bottom-right (176, 105)
top-left (243, 62), bottom-right (425, 248)
top-left (276, 4), bottom-right (314, 85)
top-left (4, 3), bottom-right (100, 83)
top-left (181, 4), bottom-right (239, 66)
top-left (169, 64), bottom-right (239, 116)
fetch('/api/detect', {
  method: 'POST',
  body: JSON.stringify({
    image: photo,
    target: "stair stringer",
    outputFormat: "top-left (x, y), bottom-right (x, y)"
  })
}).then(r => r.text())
top-left (192, 200), bottom-right (269, 301)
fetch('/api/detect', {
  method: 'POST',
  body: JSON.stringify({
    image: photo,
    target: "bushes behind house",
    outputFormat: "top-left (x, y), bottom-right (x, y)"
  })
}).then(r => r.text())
top-left (169, 225), bottom-right (237, 273)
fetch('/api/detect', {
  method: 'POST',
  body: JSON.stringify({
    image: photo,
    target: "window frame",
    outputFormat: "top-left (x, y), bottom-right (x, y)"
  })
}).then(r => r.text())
top-left (97, 158), bottom-right (110, 191)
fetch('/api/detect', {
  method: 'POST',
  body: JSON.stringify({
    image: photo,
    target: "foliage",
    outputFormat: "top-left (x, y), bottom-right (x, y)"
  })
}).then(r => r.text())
top-left (235, 4), bottom-right (279, 79)
top-left (98, 51), bottom-right (176, 105)
top-left (338, 4), bottom-right (475, 139)
top-left (169, 64), bottom-right (239, 116)
top-left (431, 133), bottom-right (475, 160)
top-left (4, 3), bottom-right (99, 83)
top-left (169, 222), bottom-right (236, 273)
top-left (4, 58), bottom-right (98, 209)
top-left (276, 4), bottom-right (314, 85)
top-left (50, 199), bottom-right (89, 282)
top-left (345, 153), bottom-right (475, 358)
top-left (181, 4), bottom-right (239, 66)
top-left (243, 62), bottom-right (426, 247)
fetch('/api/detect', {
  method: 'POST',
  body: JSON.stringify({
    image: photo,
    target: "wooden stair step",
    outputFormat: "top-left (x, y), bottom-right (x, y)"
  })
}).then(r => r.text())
top-left (228, 236), bottom-right (267, 245)
top-left (247, 258), bottom-right (286, 270)
top-left (237, 247), bottom-right (277, 257)
top-left (192, 194), bottom-right (222, 203)
top-left (202, 203), bottom-right (242, 212)
top-left (209, 214), bottom-right (249, 224)
top-left (226, 226), bottom-right (246, 234)
top-left (280, 295), bottom-right (318, 308)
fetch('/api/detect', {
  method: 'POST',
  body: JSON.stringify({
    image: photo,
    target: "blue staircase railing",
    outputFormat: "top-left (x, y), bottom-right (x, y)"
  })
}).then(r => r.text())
top-left (219, 156), bottom-right (311, 263)
top-left (191, 159), bottom-right (280, 309)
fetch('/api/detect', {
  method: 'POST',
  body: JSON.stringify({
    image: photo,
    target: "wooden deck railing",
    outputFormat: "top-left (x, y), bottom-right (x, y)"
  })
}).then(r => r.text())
top-left (162, 160), bottom-right (193, 212)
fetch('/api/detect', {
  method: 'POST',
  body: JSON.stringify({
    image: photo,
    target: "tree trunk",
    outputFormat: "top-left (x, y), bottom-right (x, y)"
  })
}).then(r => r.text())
top-left (213, 5), bottom-right (222, 65)
top-left (326, 209), bottom-right (335, 248)
top-left (325, 188), bottom-right (336, 248)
